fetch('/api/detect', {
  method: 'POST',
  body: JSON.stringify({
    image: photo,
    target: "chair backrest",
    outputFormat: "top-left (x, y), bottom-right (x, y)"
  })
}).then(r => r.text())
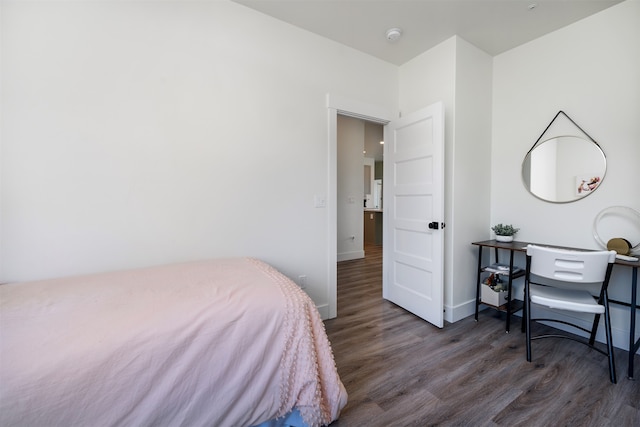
top-left (526, 245), bottom-right (616, 283)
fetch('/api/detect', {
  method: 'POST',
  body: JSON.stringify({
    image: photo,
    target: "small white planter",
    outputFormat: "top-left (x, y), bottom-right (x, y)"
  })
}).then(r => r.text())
top-left (495, 235), bottom-right (514, 243)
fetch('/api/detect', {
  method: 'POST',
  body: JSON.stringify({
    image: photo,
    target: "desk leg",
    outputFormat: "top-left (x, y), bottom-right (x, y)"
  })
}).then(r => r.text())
top-left (629, 266), bottom-right (638, 380)
top-left (475, 246), bottom-right (483, 321)
top-left (505, 250), bottom-right (515, 333)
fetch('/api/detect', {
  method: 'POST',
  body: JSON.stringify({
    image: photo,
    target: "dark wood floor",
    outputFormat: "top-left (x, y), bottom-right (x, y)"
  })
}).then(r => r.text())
top-left (325, 244), bottom-right (640, 426)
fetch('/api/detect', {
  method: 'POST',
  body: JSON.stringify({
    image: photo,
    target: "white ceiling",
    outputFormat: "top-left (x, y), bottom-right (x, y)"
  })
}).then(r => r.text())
top-left (232, 0), bottom-right (622, 65)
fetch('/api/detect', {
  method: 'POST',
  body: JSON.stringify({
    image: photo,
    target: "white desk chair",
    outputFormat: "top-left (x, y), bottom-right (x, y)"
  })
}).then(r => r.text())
top-left (524, 244), bottom-right (617, 383)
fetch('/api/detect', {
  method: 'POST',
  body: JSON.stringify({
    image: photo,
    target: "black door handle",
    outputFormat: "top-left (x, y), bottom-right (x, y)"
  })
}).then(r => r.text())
top-left (428, 221), bottom-right (439, 230)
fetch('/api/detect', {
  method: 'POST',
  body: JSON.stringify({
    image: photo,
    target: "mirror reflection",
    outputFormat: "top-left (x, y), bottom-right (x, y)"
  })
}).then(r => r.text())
top-left (522, 136), bottom-right (606, 203)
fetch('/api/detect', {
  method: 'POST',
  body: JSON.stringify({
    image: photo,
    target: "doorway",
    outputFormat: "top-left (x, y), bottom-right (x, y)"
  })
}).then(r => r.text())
top-left (336, 115), bottom-right (384, 262)
top-left (326, 94), bottom-right (392, 319)
top-left (327, 95), bottom-right (445, 326)
top-left (336, 115), bottom-right (384, 314)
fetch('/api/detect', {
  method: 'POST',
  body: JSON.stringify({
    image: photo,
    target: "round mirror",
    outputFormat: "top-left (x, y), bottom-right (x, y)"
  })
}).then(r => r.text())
top-left (522, 136), bottom-right (606, 203)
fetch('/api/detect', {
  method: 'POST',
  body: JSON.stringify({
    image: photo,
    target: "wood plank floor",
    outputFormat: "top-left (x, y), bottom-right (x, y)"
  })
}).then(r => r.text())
top-left (325, 244), bottom-right (640, 426)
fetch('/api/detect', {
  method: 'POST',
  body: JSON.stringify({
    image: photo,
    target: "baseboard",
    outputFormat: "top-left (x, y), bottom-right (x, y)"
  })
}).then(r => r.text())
top-left (337, 250), bottom-right (364, 262)
top-left (316, 304), bottom-right (330, 320)
top-left (444, 298), bottom-right (478, 323)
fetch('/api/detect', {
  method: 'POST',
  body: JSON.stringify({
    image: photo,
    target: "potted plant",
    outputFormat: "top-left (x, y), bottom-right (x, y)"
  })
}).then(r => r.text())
top-left (491, 223), bottom-right (520, 242)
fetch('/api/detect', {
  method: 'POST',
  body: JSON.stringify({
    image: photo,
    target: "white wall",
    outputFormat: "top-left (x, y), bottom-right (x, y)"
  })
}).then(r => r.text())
top-left (2, 0), bottom-right (636, 341)
top-left (399, 37), bottom-right (456, 125)
top-left (450, 38), bottom-right (493, 320)
top-left (399, 36), bottom-right (493, 322)
top-left (337, 115), bottom-right (365, 261)
top-left (0, 0), bottom-right (398, 315)
top-left (492, 0), bottom-right (640, 350)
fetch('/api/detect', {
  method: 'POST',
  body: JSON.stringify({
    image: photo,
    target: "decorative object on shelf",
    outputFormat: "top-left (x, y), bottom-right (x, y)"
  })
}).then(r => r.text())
top-left (484, 263), bottom-right (522, 276)
top-left (608, 238), bottom-right (632, 255)
top-left (483, 272), bottom-right (507, 291)
top-left (491, 224), bottom-right (520, 242)
top-left (481, 274), bottom-right (509, 307)
top-left (593, 206), bottom-right (640, 255)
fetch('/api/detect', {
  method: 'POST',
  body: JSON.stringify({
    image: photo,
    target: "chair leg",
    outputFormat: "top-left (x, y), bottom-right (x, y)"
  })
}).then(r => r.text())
top-left (590, 287), bottom-right (604, 346)
top-left (589, 313), bottom-right (601, 346)
top-left (525, 283), bottom-right (532, 362)
top-left (521, 293), bottom-right (526, 334)
top-left (603, 292), bottom-right (616, 384)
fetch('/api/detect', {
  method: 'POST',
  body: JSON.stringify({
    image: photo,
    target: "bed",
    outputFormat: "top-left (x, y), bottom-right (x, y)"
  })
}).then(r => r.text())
top-left (0, 258), bottom-right (347, 427)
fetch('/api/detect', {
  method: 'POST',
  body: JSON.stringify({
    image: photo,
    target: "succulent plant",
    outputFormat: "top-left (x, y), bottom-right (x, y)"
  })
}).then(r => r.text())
top-left (491, 223), bottom-right (520, 236)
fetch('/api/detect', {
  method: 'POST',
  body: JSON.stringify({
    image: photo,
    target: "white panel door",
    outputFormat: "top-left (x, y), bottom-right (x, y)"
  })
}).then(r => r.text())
top-left (383, 102), bottom-right (445, 327)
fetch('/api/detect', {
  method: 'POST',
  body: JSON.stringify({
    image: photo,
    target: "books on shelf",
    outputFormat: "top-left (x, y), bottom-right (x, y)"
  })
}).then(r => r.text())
top-left (483, 263), bottom-right (522, 275)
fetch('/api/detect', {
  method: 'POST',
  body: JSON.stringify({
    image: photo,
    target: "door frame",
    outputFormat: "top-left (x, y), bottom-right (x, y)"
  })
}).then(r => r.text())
top-left (326, 94), bottom-right (393, 319)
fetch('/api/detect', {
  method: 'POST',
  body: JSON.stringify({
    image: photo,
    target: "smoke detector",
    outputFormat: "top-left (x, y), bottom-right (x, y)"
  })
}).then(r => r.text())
top-left (385, 28), bottom-right (402, 42)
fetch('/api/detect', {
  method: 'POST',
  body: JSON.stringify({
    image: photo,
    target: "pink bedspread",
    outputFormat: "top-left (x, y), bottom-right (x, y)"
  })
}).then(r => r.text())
top-left (0, 258), bottom-right (347, 426)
